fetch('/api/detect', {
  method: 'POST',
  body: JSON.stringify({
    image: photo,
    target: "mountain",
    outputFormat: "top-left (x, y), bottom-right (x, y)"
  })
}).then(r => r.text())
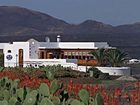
top-left (0, 6), bottom-right (140, 59)
top-left (0, 6), bottom-right (69, 36)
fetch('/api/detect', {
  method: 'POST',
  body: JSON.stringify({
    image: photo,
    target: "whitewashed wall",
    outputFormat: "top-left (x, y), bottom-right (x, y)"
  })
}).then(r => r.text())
top-left (77, 66), bottom-right (92, 72)
top-left (28, 39), bottom-right (40, 59)
top-left (96, 67), bottom-right (131, 75)
top-left (24, 59), bottom-right (78, 69)
top-left (77, 66), bottom-right (131, 76)
top-left (39, 42), bottom-right (110, 49)
top-left (4, 42), bottom-right (29, 67)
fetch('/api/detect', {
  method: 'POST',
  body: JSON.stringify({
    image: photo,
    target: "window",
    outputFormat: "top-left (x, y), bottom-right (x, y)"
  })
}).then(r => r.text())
top-left (0, 49), bottom-right (3, 53)
top-left (64, 56), bottom-right (67, 59)
top-left (8, 50), bottom-right (11, 53)
top-left (72, 52), bottom-right (75, 55)
top-left (79, 52), bottom-right (82, 55)
top-left (40, 52), bottom-right (44, 59)
top-left (83, 56), bottom-right (85, 59)
top-left (64, 52), bottom-right (67, 55)
top-left (75, 52), bottom-right (78, 55)
top-left (76, 56), bottom-right (78, 59)
top-left (86, 56), bottom-right (89, 59)
top-left (72, 56), bottom-right (75, 59)
top-left (68, 56), bottom-right (71, 59)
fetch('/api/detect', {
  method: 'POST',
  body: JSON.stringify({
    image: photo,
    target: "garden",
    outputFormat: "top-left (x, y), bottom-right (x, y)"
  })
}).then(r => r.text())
top-left (0, 49), bottom-right (140, 105)
top-left (0, 65), bottom-right (139, 105)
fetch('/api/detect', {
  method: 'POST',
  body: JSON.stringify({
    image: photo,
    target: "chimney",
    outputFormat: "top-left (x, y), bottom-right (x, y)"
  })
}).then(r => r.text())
top-left (57, 35), bottom-right (61, 42)
top-left (45, 36), bottom-right (50, 42)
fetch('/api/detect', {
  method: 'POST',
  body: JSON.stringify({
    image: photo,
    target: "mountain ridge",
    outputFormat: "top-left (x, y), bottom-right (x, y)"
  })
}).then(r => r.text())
top-left (0, 6), bottom-right (140, 58)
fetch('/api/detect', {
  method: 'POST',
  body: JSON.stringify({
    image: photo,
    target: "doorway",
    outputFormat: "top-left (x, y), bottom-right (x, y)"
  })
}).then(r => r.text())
top-left (19, 49), bottom-right (23, 67)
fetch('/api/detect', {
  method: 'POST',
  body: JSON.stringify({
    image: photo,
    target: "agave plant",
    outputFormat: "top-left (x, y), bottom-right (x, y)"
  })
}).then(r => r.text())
top-left (107, 49), bottom-right (127, 67)
top-left (90, 48), bottom-right (107, 66)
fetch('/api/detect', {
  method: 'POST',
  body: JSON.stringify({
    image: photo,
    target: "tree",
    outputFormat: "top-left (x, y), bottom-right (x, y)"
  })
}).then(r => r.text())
top-left (90, 49), bottom-right (107, 66)
top-left (107, 49), bottom-right (127, 67)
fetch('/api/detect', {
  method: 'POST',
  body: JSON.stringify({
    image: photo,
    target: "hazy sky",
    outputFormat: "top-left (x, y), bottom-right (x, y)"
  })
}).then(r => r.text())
top-left (0, 0), bottom-right (140, 26)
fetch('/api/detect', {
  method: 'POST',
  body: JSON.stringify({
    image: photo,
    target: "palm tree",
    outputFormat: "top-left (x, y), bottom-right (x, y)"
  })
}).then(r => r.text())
top-left (107, 49), bottom-right (127, 67)
top-left (90, 48), bottom-right (107, 66)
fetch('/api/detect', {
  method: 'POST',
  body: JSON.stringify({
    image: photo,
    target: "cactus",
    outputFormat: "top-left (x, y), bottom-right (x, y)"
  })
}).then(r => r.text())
top-left (0, 100), bottom-right (8, 105)
top-left (0, 92), bottom-right (3, 100)
top-left (78, 89), bottom-right (89, 105)
top-left (42, 66), bottom-right (56, 80)
top-left (60, 90), bottom-right (69, 102)
top-left (0, 66), bottom-right (4, 72)
top-left (70, 99), bottom-right (82, 105)
top-left (5, 81), bottom-right (11, 91)
top-left (95, 93), bottom-right (103, 105)
top-left (22, 90), bottom-right (38, 105)
top-left (30, 90), bottom-right (38, 96)
top-left (24, 87), bottom-right (31, 96)
top-left (16, 87), bottom-right (30, 102)
top-left (13, 79), bottom-right (20, 88)
top-left (50, 96), bottom-right (60, 105)
top-left (16, 88), bottom-right (24, 102)
top-left (40, 97), bottom-right (54, 105)
top-left (0, 78), bottom-right (4, 87)
top-left (11, 79), bottom-right (20, 96)
top-left (0, 77), bottom-right (8, 88)
top-left (39, 83), bottom-right (50, 97)
top-left (2, 90), bottom-right (10, 101)
top-left (89, 97), bottom-right (95, 105)
top-left (61, 98), bottom-right (66, 105)
top-left (50, 79), bottom-right (59, 95)
top-left (46, 70), bottom-right (55, 80)
top-left (9, 97), bottom-right (18, 105)
top-left (66, 98), bottom-right (74, 105)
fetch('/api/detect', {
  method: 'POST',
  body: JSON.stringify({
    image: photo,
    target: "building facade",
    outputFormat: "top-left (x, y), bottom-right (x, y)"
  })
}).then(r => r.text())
top-left (0, 35), bottom-right (113, 68)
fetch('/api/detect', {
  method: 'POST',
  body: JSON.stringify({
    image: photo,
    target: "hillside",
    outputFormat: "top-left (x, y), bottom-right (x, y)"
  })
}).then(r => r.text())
top-left (0, 6), bottom-right (140, 58)
top-left (0, 6), bottom-right (69, 36)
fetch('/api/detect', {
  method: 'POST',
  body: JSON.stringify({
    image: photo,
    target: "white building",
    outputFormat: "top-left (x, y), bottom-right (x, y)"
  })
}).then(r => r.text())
top-left (0, 35), bottom-right (113, 71)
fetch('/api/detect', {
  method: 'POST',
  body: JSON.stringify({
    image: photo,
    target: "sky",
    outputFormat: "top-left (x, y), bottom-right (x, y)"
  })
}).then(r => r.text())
top-left (0, 0), bottom-right (140, 26)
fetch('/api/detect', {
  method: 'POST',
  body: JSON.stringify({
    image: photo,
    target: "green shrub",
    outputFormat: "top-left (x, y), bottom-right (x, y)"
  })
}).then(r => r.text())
top-left (88, 67), bottom-right (102, 78)
top-left (0, 66), bottom-right (4, 72)
top-left (0, 53), bottom-right (4, 67)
